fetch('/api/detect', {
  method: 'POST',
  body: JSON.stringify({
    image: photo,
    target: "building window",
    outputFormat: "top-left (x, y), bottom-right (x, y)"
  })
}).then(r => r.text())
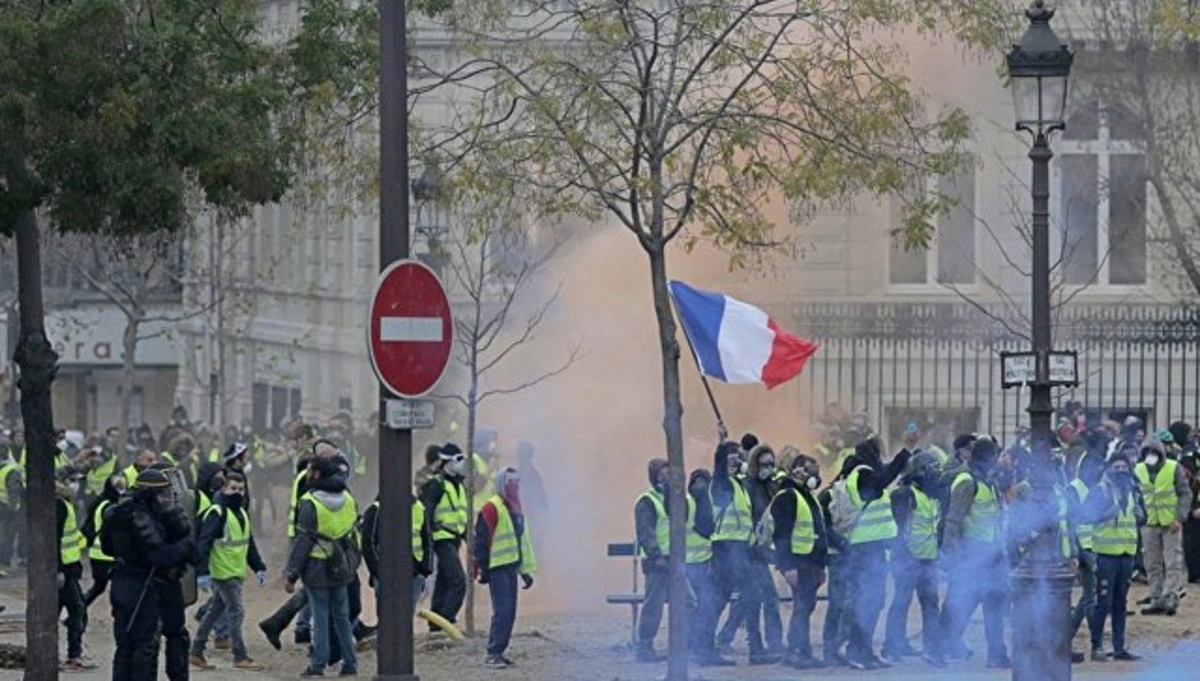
top-left (252, 381), bottom-right (302, 433)
top-left (1058, 99), bottom-right (1147, 286)
top-left (887, 159), bottom-right (977, 286)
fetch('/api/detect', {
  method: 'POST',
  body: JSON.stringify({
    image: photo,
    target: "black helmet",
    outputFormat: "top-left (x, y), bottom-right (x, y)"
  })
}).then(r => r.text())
top-left (135, 468), bottom-right (172, 490)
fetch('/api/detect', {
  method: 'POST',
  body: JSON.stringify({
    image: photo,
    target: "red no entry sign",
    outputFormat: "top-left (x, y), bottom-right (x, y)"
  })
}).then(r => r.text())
top-left (367, 259), bottom-right (453, 399)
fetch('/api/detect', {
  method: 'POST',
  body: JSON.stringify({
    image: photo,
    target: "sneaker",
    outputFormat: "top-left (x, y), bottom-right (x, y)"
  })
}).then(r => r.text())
top-left (634, 647), bottom-right (665, 663)
top-left (234, 658), bottom-right (264, 671)
top-left (1113, 650), bottom-right (1141, 661)
top-left (783, 655), bottom-right (826, 669)
top-left (1166, 606), bottom-right (1178, 616)
top-left (62, 659), bottom-right (98, 671)
top-left (1071, 651), bottom-right (1085, 664)
top-left (189, 654), bottom-right (215, 671)
top-left (880, 650), bottom-right (903, 665)
top-left (484, 655), bottom-right (510, 668)
top-left (693, 653), bottom-right (736, 667)
top-left (846, 656), bottom-right (869, 670)
top-left (353, 623), bottom-right (377, 642)
top-left (748, 651), bottom-right (782, 665)
top-left (865, 655), bottom-right (892, 669)
top-left (922, 653), bottom-right (946, 668)
top-left (338, 669), bottom-right (358, 677)
top-left (300, 669), bottom-right (325, 677)
top-left (1140, 604), bottom-right (1167, 615)
top-left (1136, 595), bottom-right (1152, 605)
top-left (213, 637), bottom-right (231, 650)
top-left (500, 656), bottom-right (516, 667)
top-left (1091, 648), bottom-right (1108, 662)
top-left (259, 621), bottom-right (283, 651)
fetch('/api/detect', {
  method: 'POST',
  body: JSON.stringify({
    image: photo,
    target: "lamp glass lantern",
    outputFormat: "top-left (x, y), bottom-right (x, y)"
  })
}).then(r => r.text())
top-left (1006, 1), bottom-right (1074, 134)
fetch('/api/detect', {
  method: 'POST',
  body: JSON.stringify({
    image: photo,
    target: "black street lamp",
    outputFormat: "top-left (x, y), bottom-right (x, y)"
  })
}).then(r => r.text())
top-left (1005, 2), bottom-right (1075, 681)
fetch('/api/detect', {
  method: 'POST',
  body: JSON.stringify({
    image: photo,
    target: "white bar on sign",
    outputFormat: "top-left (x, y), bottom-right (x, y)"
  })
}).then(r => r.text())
top-left (380, 317), bottom-right (443, 342)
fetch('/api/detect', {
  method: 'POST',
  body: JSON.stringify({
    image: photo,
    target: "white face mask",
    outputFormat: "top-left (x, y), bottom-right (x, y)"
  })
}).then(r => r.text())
top-left (448, 459), bottom-right (467, 476)
top-left (57, 439), bottom-right (68, 452)
top-left (67, 482), bottom-right (80, 494)
top-left (1145, 454), bottom-right (1161, 467)
top-left (242, 462), bottom-right (253, 474)
top-left (806, 476), bottom-right (821, 490)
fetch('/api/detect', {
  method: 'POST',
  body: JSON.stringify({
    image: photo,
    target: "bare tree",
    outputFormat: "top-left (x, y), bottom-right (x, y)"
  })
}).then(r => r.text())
top-left (429, 185), bottom-right (579, 635)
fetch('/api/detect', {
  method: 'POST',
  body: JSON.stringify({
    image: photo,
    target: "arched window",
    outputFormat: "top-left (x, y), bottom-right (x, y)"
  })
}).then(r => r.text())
top-left (1057, 99), bottom-right (1147, 286)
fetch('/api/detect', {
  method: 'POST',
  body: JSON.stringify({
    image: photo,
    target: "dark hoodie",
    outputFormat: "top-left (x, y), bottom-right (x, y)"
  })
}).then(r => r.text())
top-left (688, 469), bottom-right (715, 541)
top-left (285, 475), bottom-right (356, 588)
top-left (771, 477), bottom-right (828, 571)
top-left (837, 437), bottom-right (910, 504)
top-left (635, 459), bottom-right (670, 570)
top-left (745, 447), bottom-right (779, 523)
top-left (81, 476), bottom-right (122, 557)
top-left (196, 492), bottom-right (266, 578)
top-left (710, 441), bottom-right (745, 525)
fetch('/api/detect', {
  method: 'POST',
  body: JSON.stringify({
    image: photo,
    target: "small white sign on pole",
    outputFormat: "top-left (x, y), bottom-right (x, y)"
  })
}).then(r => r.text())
top-left (386, 398), bottom-right (436, 430)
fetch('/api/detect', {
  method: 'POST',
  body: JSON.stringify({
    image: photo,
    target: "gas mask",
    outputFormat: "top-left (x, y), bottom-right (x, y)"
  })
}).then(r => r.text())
top-left (1145, 453), bottom-right (1161, 467)
top-left (446, 454), bottom-right (467, 477)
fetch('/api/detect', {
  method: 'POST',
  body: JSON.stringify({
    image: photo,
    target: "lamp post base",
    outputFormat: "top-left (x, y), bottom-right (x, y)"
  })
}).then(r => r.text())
top-left (373, 675), bottom-right (420, 681)
top-left (1011, 560), bottom-right (1075, 681)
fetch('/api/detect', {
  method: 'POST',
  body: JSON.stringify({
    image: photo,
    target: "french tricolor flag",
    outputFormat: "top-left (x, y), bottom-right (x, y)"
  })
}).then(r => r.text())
top-left (669, 280), bottom-right (818, 389)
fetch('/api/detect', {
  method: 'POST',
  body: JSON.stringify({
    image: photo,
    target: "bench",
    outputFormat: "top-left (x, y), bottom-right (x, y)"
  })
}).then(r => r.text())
top-left (606, 541), bottom-right (828, 644)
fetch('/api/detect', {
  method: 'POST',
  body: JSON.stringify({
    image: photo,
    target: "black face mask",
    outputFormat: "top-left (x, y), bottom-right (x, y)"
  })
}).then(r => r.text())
top-left (222, 493), bottom-right (244, 508)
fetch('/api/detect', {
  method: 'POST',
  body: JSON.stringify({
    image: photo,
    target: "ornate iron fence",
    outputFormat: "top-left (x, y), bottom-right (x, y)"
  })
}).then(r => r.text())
top-left (788, 302), bottom-right (1200, 446)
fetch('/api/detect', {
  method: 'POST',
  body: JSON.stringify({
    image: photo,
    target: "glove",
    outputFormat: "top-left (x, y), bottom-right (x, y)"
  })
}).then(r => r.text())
top-left (256, 571), bottom-right (268, 587)
top-left (197, 575), bottom-right (212, 592)
top-left (521, 573), bottom-right (534, 590)
top-left (57, 573), bottom-right (65, 590)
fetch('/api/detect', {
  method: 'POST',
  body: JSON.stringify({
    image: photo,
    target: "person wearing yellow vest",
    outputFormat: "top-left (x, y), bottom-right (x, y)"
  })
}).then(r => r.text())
top-left (190, 472), bottom-right (267, 671)
top-left (708, 441), bottom-right (765, 666)
top-left (284, 457), bottom-right (360, 677)
top-left (838, 436), bottom-right (907, 670)
top-left (81, 474), bottom-right (126, 608)
top-left (1133, 435), bottom-right (1190, 616)
top-left (1067, 453), bottom-right (1104, 664)
top-left (56, 466), bottom-right (96, 671)
top-left (770, 454), bottom-right (829, 670)
top-left (473, 467), bottom-right (538, 668)
top-left (122, 449), bottom-right (158, 489)
top-left (882, 452), bottom-right (943, 666)
top-left (361, 495), bottom-right (433, 618)
top-left (680, 468), bottom-right (724, 664)
top-left (82, 430), bottom-right (119, 504)
top-left (941, 437), bottom-right (1009, 668)
top-left (1081, 451), bottom-right (1145, 662)
top-left (0, 443), bottom-right (23, 577)
top-left (633, 458), bottom-right (671, 663)
top-left (416, 442), bottom-right (471, 633)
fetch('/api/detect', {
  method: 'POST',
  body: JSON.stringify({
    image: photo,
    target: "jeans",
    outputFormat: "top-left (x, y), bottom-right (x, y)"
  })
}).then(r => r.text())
top-left (785, 562), bottom-right (821, 659)
top-left (1090, 554), bottom-right (1134, 653)
top-left (0, 506), bottom-right (17, 568)
top-left (636, 568), bottom-right (668, 649)
top-left (846, 541), bottom-right (888, 661)
top-left (192, 578), bottom-right (249, 660)
top-left (1142, 525), bottom-right (1184, 609)
top-left (685, 562), bottom-right (716, 655)
top-left (58, 569), bottom-right (86, 660)
top-left (1070, 551), bottom-right (1097, 639)
top-left (486, 565), bottom-right (520, 657)
top-left (883, 554), bottom-right (939, 656)
top-left (940, 539), bottom-right (1007, 662)
top-left (821, 552), bottom-right (850, 660)
top-left (194, 598), bottom-right (231, 640)
top-left (308, 585), bottom-right (357, 672)
top-left (717, 560), bottom-right (784, 651)
top-left (430, 539), bottom-right (466, 625)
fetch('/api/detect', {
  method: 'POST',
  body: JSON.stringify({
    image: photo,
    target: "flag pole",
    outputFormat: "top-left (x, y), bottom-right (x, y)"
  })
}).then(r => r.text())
top-left (669, 292), bottom-right (728, 441)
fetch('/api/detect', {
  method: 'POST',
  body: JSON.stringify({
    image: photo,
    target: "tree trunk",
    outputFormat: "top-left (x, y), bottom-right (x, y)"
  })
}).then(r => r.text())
top-left (7, 149), bottom-right (61, 680)
top-left (118, 314), bottom-right (141, 457)
top-left (464, 380), bottom-right (478, 636)
top-left (647, 243), bottom-right (689, 681)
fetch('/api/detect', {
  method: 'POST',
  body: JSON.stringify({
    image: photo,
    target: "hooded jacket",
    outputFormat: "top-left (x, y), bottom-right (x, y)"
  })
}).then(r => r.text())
top-left (771, 476), bottom-right (828, 571)
top-left (634, 459), bottom-right (670, 569)
top-left (81, 475), bottom-right (122, 551)
top-left (838, 438), bottom-right (911, 504)
top-left (196, 492), bottom-right (267, 578)
top-left (285, 476), bottom-right (357, 588)
top-left (745, 447), bottom-right (780, 523)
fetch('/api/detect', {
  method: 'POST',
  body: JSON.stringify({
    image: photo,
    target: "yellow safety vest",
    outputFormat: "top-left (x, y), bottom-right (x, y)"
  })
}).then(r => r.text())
top-left (206, 505), bottom-right (252, 580)
top-left (351, 445), bottom-right (367, 477)
top-left (23, 448), bottom-right (69, 473)
top-left (122, 465), bottom-right (140, 489)
top-left (928, 445), bottom-right (950, 467)
top-left (954, 471), bottom-right (999, 544)
top-left (304, 491), bottom-right (359, 559)
top-left (486, 495), bottom-right (538, 574)
top-left (208, 447), bottom-right (223, 463)
top-left (907, 486), bottom-right (939, 560)
top-left (1054, 486), bottom-right (1072, 559)
top-left (86, 455), bottom-right (117, 497)
top-left (636, 488), bottom-right (671, 559)
top-left (1070, 479), bottom-right (1094, 552)
top-left (1134, 460), bottom-right (1179, 527)
top-left (1092, 487), bottom-right (1138, 556)
top-left (0, 462), bottom-right (17, 506)
top-left (834, 448), bottom-right (855, 474)
top-left (88, 499), bottom-right (114, 562)
top-left (847, 466), bottom-right (898, 544)
top-left (772, 489), bottom-right (816, 556)
top-left (60, 500), bottom-right (82, 566)
top-left (711, 479), bottom-right (753, 542)
top-left (286, 470), bottom-right (307, 538)
top-left (433, 478), bottom-right (469, 541)
top-left (368, 500), bottom-right (427, 563)
top-left (685, 495), bottom-right (711, 564)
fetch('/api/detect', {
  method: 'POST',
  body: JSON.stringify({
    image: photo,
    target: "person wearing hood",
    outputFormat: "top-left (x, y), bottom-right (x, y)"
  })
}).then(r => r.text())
top-left (418, 442), bottom-right (471, 632)
top-left (709, 440), bottom-right (774, 665)
top-left (1174, 421), bottom-right (1200, 583)
top-left (632, 457), bottom-right (671, 662)
top-left (285, 457), bottom-right (360, 677)
top-left (1134, 434), bottom-right (1189, 616)
top-left (839, 435), bottom-right (910, 670)
top-left (82, 473), bottom-right (126, 608)
top-left (1083, 451), bottom-right (1145, 662)
top-left (681, 467), bottom-right (728, 666)
top-left (883, 452), bottom-right (943, 667)
top-left (1067, 452), bottom-right (1104, 663)
top-left (473, 467), bottom-right (538, 668)
top-left (770, 454), bottom-right (828, 670)
top-left (55, 466), bottom-right (95, 671)
top-left (190, 471), bottom-right (267, 671)
top-left (0, 440), bottom-right (22, 577)
top-left (716, 445), bottom-right (785, 659)
top-left (940, 437), bottom-right (1009, 668)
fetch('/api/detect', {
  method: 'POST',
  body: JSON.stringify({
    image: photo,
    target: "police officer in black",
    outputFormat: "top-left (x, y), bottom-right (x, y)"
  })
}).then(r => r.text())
top-left (103, 468), bottom-right (195, 680)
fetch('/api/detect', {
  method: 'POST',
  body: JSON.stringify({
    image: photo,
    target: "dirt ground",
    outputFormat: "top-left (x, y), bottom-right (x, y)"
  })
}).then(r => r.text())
top-left (1, 559), bottom-right (1198, 681)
